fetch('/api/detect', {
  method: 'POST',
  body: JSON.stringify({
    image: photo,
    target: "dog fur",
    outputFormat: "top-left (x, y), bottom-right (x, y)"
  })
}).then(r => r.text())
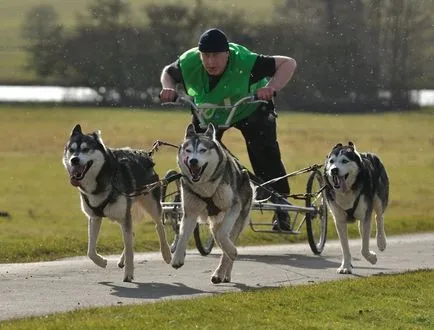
top-left (62, 124), bottom-right (171, 282)
top-left (324, 141), bottom-right (389, 274)
top-left (171, 123), bottom-right (254, 283)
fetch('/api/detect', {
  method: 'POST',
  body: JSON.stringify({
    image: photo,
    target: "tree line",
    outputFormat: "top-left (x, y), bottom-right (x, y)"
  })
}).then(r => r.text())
top-left (21, 0), bottom-right (433, 111)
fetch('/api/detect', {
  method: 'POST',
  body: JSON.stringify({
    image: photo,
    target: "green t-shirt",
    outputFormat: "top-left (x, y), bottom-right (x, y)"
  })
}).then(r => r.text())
top-left (179, 43), bottom-right (268, 126)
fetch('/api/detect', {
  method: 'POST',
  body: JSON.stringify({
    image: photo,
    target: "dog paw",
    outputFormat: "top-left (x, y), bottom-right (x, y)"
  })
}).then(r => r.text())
top-left (171, 252), bottom-right (185, 269)
top-left (211, 268), bottom-right (230, 284)
top-left (90, 255), bottom-right (107, 268)
top-left (362, 250), bottom-right (377, 264)
top-left (117, 254), bottom-right (125, 268)
top-left (123, 274), bottom-right (134, 282)
top-left (211, 275), bottom-right (223, 284)
top-left (171, 255), bottom-right (184, 269)
top-left (337, 264), bottom-right (353, 274)
top-left (171, 262), bottom-right (184, 269)
top-left (377, 236), bottom-right (387, 252)
top-left (162, 249), bottom-right (172, 264)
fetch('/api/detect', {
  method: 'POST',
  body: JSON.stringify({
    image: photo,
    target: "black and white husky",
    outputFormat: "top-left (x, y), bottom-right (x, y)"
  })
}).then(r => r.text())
top-left (172, 123), bottom-right (254, 284)
top-left (324, 142), bottom-right (389, 274)
top-left (62, 124), bottom-right (172, 282)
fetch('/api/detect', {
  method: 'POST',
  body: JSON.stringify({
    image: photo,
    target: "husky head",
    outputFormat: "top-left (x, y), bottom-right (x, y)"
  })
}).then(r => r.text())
top-left (62, 124), bottom-right (106, 187)
top-left (177, 123), bottom-right (222, 183)
top-left (324, 141), bottom-right (363, 192)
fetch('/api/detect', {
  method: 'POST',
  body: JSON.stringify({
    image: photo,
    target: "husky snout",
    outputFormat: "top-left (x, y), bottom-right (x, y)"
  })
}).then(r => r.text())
top-left (331, 167), bottom-right (339, 176)
top-left (189, 158), bottom-right (198, 167)
top-left (184, 157), bottom-right (207, 182)
top-left (70, 156), bottom-right (80, 166)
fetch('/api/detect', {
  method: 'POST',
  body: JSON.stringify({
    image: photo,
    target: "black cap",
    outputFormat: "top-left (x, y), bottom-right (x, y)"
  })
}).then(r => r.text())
top-left (198, 28), bottom-right (229, 53)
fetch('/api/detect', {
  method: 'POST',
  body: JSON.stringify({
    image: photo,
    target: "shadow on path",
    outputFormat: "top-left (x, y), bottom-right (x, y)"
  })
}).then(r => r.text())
top-left (238, 253), bottom-right (341, 269)
top-left (99, 280), bottom-right (279, 300)
top-left (99, 281), bottom-right (212, 299)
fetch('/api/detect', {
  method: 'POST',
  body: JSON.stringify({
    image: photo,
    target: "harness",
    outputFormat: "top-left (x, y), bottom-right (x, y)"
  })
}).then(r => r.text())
top-left (81, 190), bottom-right (116, 218)
top-left (344, 191), bottom-right (362, 221)
top-left (326, 184), bottom-right (363, 222)
top-left (183, 184), bottom-right (221, 216)
top-left (79, 151), bottom-right (140, 218)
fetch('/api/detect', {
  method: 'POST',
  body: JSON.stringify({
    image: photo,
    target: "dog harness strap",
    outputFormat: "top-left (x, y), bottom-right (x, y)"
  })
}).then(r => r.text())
top-left (345, 191), bottom-right (362, 221)
top-left (184, 185), bottom-right (221, 216)
top-left (81, 190), bottom-right (116, 218)
top-left (203, 197), bottom-right (221, 216)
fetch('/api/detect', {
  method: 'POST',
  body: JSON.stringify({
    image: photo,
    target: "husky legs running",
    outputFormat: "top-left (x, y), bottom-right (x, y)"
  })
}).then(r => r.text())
top-left (63, 124), bottom-right (171, 282)
top-left (324, 142), bottom-right (389, 274)
top-left (172, 123), bottom-right (254, 283)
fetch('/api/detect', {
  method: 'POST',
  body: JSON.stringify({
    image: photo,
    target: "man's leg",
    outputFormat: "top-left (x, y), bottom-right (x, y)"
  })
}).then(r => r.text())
top-left (236, 107), bottom-right (291, 231)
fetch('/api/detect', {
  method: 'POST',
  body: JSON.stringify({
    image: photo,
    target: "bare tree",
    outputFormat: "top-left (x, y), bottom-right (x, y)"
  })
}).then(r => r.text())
top-left (21, 5), bottom-right (65, 79)
top-left (374, 0), bottom-right (433, 106)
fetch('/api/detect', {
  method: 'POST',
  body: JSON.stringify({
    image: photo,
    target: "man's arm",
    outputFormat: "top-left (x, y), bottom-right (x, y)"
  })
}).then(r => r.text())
top-left (255, 56), bottom-right (297, 101)
top-left (160, 61), bottom-right (183, 102)
top-left (266, 56), bottom-right (297, 92)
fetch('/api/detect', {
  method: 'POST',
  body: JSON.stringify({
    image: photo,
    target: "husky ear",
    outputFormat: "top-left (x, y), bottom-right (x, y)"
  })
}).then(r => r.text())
top-left (92, 130), bottom-right (102, 140)
top-left (348, 141), bottom-right (362, 162)
top-left (204, 123), bottom-right (216, 140)
top-left (71, 124), bottom-right (82, 136)
top-left (333, 143), bottom-right (343, 150)
top-left (185, 123), bottom-right (196, 138)
top-left (91, 130), bottom-right (106, 148)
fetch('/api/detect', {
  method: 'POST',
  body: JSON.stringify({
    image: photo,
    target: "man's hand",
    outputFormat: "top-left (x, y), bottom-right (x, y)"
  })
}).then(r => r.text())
top-left (159, 88), bottom-right (177, 103)
top-left (255, 86), bottom-right (276, 101)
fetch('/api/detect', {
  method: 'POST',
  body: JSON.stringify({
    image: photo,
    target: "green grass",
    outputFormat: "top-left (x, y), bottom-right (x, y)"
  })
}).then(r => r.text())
top-left (1, 269), bottom-right (432, 329)
top-left (0, 105), bottom-right (433, 263)
top-left (0, 0), bottom-right (274, 82)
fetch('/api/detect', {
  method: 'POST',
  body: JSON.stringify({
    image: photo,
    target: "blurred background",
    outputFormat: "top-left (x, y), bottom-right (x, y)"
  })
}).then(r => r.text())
top-left (0, 0), bottom-right (433, 111)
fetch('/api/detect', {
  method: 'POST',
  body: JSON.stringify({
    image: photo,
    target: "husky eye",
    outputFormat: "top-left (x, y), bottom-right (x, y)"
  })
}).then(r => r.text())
top-left (81, 147), bottom-right (90, 153)
top-left (185, 148), bottom-right (192, 154)
top-left (341, 159), bottom-right (348, 164)
top-left (329, 159), bottom-right (334, 164)
top-left (198, 148), bottom-right (207, 153)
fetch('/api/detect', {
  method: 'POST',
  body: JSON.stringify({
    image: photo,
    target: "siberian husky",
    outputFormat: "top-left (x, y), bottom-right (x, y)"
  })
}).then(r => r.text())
top-left (171, 123), bottom-right (254, 284)
top-left (62, 124), bottom-right (171, 282)
top-left (324, 142), bottom-right (389, 274)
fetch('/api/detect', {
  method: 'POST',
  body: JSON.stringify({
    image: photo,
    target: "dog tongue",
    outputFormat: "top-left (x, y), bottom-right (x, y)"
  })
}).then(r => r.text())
top-left (69, 165), bottom-right (86, 187)
top-left (70, 177), bottom-right (80, 187)
top-left (339, 176), bottom-right (347, 192)
top-left (190, 166), bottom-right (201, 179)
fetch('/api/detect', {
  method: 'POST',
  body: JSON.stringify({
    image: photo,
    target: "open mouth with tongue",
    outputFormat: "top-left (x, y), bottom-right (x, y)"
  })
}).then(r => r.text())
top-left (332, 173), bottom-right (349, 191)
top-left (186, 160), bottom-right (207, 182)
top-left (69, 161), bottom-right (93, 187)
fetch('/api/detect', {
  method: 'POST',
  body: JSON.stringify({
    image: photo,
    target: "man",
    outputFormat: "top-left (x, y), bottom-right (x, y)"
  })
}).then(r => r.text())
top-left (159, 28), bottom-right (297, 231)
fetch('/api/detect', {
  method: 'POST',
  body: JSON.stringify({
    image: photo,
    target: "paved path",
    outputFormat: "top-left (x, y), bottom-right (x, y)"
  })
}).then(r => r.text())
top-left (0, 233), bottom-right (433, 321)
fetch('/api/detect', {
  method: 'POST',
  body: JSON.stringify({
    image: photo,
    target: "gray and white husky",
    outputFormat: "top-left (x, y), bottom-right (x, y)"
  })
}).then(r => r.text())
top-left (324, 142), bottom-right (389, 274)
top-left (62, 124), bottom-right (171, 282)
top-left (171, 123), bottom-right (254, 284)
